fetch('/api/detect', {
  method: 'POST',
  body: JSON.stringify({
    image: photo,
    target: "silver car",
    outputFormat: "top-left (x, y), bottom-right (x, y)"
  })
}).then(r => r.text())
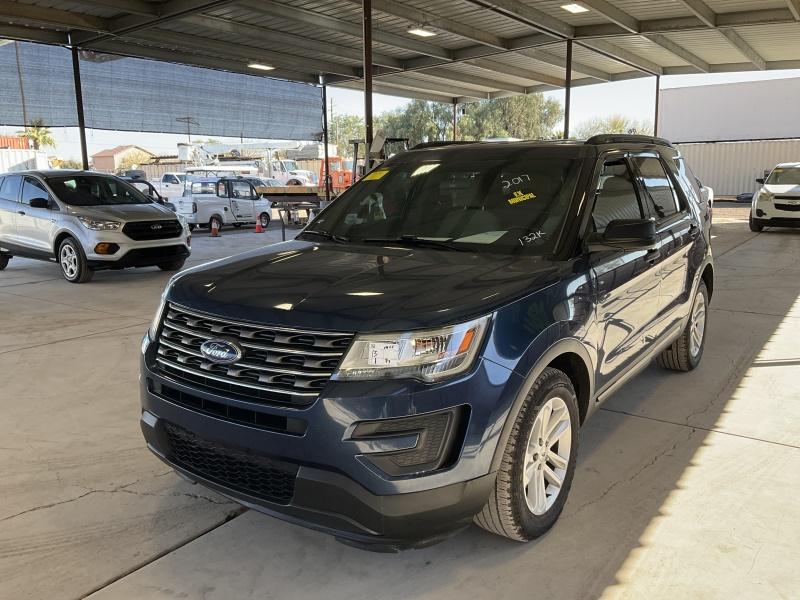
top-left (0, 170), bottom-right (191, 283)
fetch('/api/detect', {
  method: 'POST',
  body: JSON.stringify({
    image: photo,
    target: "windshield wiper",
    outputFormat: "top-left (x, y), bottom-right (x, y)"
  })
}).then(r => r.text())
top-left (360, 235), bottom-right (468, 252)
top-left (301, 229), bottom-right (350, 243)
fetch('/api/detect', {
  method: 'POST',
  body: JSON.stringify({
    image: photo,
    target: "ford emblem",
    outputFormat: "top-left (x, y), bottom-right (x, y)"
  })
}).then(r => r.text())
top-left (200, 339), bottom-right (243, 364)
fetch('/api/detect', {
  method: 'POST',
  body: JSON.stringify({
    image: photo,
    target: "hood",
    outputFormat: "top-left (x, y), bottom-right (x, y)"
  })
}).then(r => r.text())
top-left (168, 240), bottom-right (564, 332)
top-left (68, 202), bottom-right (176, 221)
top-left (763, 184), bottom-right (800, 196)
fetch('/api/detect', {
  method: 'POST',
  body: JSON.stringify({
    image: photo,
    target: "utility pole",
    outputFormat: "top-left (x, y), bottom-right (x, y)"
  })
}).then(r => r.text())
top-left (176, 116), bottom-right (199, 142)
top-left (14, 42), bottom-right (28, 129)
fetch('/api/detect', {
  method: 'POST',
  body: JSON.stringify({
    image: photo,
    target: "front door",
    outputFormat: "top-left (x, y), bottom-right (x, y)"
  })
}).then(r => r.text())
top-left (0, 175), bottom-right (22, 246)
top-left (16, 176), bottom-right (58, 254)
top-left (589, 156), bottom-right (664, 393)
top-left (229, 180), bottom-right (255, 221)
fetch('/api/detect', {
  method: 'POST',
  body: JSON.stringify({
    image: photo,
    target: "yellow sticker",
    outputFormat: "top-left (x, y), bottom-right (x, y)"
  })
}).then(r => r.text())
top-left (507, 190), bottom-right (536, 205)
top-left (363, 168), bottom-right (390, 181)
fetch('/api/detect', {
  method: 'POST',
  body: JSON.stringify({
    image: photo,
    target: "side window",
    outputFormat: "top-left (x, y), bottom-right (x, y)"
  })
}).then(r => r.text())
top-left (231, 181), bottom-right (252, 198)
top-left (20, 177), bottom-right (49, 205)
top-left (216, 181), bottom-right (228, 197)
top-left (591, 159), bottom-right (644, 232)
top-left (0, 175), bottom-right (22, 202)
top-left (673, 157), bottom-right (702, 205)
top-left (164, 175), bottom-right (177, 185)
top-left (632, 156), bottom-right (681, 220)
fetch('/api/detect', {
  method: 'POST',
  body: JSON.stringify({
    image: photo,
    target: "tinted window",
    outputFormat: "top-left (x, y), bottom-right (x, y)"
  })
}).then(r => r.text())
top-left (21, 177), bottom-right (49, 205)
top-left (308, 155), bottom-right (583, 255)
top-left (45, 175), bottom-right (150, 206)
top-left (591, 160), bottom-right (643, 232)
top-left (0, 175), bottom-right (22, 202)
top-left (632, 156), bottom-right (681, 219)
top-left (164, 175), bottom-right (180, 184)
top-left (673, 158), bottom-right (702, 205)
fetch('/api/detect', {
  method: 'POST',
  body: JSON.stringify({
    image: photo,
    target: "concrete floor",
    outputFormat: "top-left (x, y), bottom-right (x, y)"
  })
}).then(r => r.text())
top-left (2, 214), bottom-right (799, 600)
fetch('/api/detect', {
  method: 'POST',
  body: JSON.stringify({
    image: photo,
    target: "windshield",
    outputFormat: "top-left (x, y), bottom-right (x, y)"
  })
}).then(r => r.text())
top-left (283, 160), bottom-right (299, 171)
top-left (46, 175), bottom-right (151, 206)
top-left (304, 155), bottom-right (582, 255)
top-left (766, 167), bottom-right (800, 186)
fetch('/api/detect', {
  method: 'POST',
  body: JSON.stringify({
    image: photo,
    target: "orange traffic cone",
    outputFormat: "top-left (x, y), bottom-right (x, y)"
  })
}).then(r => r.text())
top-left (254, 219), bottom-right (264, 233)
top-left (210, 218), bottom-right (221, 237)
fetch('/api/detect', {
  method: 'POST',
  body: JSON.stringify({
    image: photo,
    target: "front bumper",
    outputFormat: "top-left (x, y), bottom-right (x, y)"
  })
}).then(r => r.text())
top-left (752, 197), bottom-right (800, 227)
top-left (139, 337), bottom-right (522, 550)
top-left (88, 244), bottom-right (190, 269)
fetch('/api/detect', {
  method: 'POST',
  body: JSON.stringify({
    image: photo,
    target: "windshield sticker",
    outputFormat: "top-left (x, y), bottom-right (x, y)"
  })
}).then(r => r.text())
top-left (455, 231), bottom-right (507, 244)
top-left (502, 174), bottom-right (531, 190)
top-left (507, 190), bottom-right (537, 205)
top-left (363, 168), bottom-right (390, 181)
top-left (518, 230), bottom-right (546, 246)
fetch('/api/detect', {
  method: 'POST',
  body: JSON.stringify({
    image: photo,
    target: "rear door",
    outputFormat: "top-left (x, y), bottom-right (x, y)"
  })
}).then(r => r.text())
top-left (0, 175), bottom-right (23, 247)
top-left (630, 154), bottom-right (698, 332)
top-left (589, 155), bottom-right (663, 392)
top-left (16, 176), bottom-right (57, 254)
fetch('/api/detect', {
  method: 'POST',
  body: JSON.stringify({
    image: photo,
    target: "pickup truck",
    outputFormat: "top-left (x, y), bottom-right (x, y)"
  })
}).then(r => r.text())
top-left (174, 177), bottom-right (272, 231)
top-left (152, 172), bottom-right (188, 199)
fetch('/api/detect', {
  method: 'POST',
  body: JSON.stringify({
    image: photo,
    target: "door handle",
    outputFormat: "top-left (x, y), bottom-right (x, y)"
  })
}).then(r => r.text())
top-left (646, 248), bottom-right (660, 265)
top-left (17, 210), bottom-right (25, 215)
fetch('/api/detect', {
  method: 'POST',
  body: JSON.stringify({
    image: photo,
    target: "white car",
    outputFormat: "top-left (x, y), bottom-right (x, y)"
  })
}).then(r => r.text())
top-left (175, 177), bottom-right (272, 231)
top-left (152, 172), bottom-right (188, 199)
top-left (751, 162), bottom-right (800, 232)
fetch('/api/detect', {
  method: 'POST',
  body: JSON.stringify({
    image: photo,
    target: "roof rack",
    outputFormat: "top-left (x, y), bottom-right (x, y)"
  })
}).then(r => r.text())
top-left (411, 141), bottom-right (478, 150)
top-left (585, 134), bottom-right (674, 148)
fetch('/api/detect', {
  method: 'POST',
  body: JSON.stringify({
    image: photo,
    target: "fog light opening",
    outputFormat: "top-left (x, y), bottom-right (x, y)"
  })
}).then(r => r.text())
top-left (94, 243), bottom-right (120, 255)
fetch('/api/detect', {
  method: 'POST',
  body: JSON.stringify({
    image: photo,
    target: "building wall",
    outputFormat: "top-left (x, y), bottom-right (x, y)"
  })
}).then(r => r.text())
top-left (0, 149), bottom-right (49, 172)
top-left (92, 156), bottom-right (116, 172)
top-left (676, 139), bottom-right (800, 196)
top-left (659, 78), bottom-right (800, 143)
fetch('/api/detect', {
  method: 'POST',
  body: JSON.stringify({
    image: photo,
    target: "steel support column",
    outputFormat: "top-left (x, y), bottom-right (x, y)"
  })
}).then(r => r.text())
top-left (653, 74), bottom-right (661, 136)
top-left (452, 100), bottom-right (457, 140)
top-left (362, 0), bottom-right (373, 148)
top-left (69, 42), bottom-right (89, 170)
top-left (563, 38), bottom-right (572, 140)
top-left (320, 78), bottom-right (331, 203)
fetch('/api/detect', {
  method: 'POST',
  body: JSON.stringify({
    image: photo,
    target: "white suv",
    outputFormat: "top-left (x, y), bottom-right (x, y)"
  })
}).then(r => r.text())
top-left (751, 162), bottom-right (800, 232)
top-left (0, 170), bottom-right (191, 283)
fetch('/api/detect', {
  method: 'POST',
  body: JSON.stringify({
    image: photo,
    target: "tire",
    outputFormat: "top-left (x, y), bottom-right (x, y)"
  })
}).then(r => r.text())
top-left (749, 213), bottom-right (764, 232)
top-left (475, 367), bottom-right (579, 542)
top-left (258, 212), bottom-right (271, 228)
top-left (158, 258), bottom-right (186, 272)
top-left (656, 280), bottom-right (709, 372)
top-left (0, 254), bottom-right (10, 270)
top-left (58, 237), bottom-right (94, 283)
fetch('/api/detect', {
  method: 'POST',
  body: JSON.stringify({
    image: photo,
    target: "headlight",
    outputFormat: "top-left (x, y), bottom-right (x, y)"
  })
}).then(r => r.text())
top-left (334, 315), bottom-right (490, 382)
top-left (757, 191), bottom-right (771, 202)
top-left (148, 285), bottom-right (170, 340)
top-left (78, 217), bottom-right (122, 231)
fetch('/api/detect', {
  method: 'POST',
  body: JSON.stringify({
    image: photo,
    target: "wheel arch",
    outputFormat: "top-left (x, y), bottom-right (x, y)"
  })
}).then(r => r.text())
top-left (490, 338), bottom-right (594, 473)
top-left (701, 262), bottom-right (714, 300)
top-left (53, 230), bottom-right (77, 257)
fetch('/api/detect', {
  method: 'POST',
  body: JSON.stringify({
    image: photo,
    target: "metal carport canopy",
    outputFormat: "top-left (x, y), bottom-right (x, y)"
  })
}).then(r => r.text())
top-left (1, 0), bottom-right (800, 103)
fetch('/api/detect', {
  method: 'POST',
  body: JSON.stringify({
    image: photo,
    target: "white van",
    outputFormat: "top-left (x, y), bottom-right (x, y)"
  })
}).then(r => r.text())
top-left (175, 177), bottom-right (271, 231)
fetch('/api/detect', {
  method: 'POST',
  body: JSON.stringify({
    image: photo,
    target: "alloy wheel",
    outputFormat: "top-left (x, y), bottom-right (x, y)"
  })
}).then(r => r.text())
top-left (690, 291), bottom-right (706, 358)
top-left (523, 396), bottom-right (572, 516)
top-left (60, 244), bottom-right (78, 279)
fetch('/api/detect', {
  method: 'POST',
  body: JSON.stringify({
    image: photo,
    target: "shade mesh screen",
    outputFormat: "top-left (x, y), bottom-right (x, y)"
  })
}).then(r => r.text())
top-left (0, 41), bottom-right (322, 140)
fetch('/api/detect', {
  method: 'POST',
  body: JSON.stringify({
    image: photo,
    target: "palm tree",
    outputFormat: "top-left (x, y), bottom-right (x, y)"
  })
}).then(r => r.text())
top-left (17, 118), bottom-right (56, 150)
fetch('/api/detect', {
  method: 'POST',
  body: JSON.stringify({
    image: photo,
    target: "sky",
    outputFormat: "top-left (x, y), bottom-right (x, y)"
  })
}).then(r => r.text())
top-left (3, 69), bottom-right (800, 161)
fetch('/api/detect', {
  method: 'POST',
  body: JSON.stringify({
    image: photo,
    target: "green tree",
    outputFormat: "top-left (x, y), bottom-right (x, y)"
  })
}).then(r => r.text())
top-left (376, 100), bottom-right (455, 146)
top-left (329, 113), bottom-right (365, 158)
top-left (117, 150), bottom-right (152, 172)
top-left (17, 118), bottom-right (55, 150)
top-left (573, 114), bottom-right (653, 139)
top-left (458, 95), bottom-right (564, 141)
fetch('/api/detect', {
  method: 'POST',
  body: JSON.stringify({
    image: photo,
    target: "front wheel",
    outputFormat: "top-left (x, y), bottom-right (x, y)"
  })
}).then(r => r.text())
top-left (0, 254), bottom-right (10, 270)
top-left (656, 280), bottom-right (709, 371)
top-left (58, 238), bottom-right (94, 283)
top-left (475, 367), bottom-right (579, 541)
top-left (258, 212), bottom-right (271, 228)
top-left (749, 213), bottom-right (764, 232)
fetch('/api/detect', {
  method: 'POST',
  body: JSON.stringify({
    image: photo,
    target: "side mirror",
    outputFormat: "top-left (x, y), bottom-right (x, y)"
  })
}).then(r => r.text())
top-left (587, 219), bottom-right (657, 252)
top-left (755, 177), bottom-right (765, 184)
top-left (29, 197), bottom-right (51, 209)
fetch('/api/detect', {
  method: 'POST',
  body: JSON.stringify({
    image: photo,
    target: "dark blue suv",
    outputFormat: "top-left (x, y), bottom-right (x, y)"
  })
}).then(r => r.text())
top-left (140, 135), bottom-right (713, 550)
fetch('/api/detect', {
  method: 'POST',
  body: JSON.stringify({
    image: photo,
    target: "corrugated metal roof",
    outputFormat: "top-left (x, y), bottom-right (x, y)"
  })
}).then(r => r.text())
top-left (1, 0), bottom-right (800, 103)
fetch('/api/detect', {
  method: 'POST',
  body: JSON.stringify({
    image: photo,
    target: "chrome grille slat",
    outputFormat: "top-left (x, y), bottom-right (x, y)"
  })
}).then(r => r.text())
top-left (154, 303), bottom-right (354, 406)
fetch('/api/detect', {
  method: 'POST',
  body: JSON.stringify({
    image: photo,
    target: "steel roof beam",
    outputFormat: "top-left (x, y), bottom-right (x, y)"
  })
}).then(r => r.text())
top-left (335, 81), bottom-right (455, 103)
top-left (788, 0), bottom-right (800, 20)
top-left (88, 39), bottom-right (319, 83)
top-left (117, 28), bottom-right (359, 76)
top-left (378, 75), bottom-right (491, 99)
top-left (464, 0), bottom-right (573, 38)
top-left (77, 0), bottom-right (158, 17)
top-left (73, 0), bottom-right (235, 44)
top-left (0, 1), bottom-right (109, 32)
top-left (580, 0), bottom-right (640, 33)
top-left (677, 0), bottom-right (716, 27)
top-left (237, 0), bottom-right (452, 61)
top-left (512, 48), bottom-right (611, 81)
top-left (578, 39), bottom-right (663, 75)
top-left (180, 14), bottom-right (402, 70)
top-left (718, 28), bottom-right (766, 70)
top-left (645, 33), bottom-right (710, 72)
top-left (348, 0), bottom-right (508, 49)
top-left (416, 67), bottom-right (528, 94)
top-left (0, 23), bottom-right (69, 44)
top-left (468, 57), bottom-right (568, 85)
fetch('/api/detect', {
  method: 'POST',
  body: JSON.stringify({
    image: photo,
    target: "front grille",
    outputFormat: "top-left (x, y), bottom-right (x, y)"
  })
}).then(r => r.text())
top-left (155, 303), bottom-right (353, 405)
top-left (123, 219), bottom-right (182, 240)
top-left (774, 203), bottom-right (800, 212)
top-left (164, 422), bottom-right (297, 505)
